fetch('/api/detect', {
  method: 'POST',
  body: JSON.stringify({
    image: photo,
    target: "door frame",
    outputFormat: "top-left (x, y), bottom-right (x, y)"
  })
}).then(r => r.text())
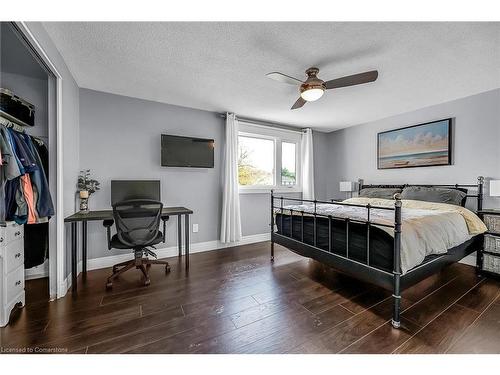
top-left (11, 22), bottom-right (65, 300)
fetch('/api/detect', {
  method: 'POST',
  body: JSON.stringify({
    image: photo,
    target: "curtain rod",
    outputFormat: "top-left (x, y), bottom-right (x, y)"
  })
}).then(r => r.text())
top-left (218, 113), bottom-right (305, 134)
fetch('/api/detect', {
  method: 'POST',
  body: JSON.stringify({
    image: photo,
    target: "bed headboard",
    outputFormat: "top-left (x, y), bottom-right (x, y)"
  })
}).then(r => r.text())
top-left (357, 176), bottom-right (484, 212)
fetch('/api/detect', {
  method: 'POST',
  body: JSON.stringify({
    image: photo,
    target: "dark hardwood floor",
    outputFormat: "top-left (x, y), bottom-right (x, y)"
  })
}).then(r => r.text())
top-left (1, 241), bottom-right (499, 354)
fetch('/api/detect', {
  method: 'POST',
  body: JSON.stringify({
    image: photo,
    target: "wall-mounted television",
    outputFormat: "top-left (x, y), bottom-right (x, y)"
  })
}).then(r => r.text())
top-left (161, 134), bottom-right (214, 168)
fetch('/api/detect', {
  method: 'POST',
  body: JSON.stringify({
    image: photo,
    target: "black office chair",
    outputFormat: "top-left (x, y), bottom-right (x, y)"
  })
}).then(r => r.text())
top-left (103, 199), bottom-right (170, 288)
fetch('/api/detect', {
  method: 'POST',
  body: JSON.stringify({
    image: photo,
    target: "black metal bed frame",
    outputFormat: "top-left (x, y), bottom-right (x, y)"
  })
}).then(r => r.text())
top-left (270, 176), bottom-right (484, 328)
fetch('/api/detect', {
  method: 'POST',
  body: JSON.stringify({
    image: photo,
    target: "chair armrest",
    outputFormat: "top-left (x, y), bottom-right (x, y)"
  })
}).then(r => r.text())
top-left (103, 219), bottom-right (114, 250)
top-left (161, 216), bottom-right (169, 243)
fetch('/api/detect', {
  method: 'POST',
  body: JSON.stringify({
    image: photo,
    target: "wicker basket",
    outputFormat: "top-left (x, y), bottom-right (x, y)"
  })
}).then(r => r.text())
top-left (482, 253), bottom-right (500, 275)
top-left (484, 234), bottom-right (500, 255)
top-left (484, 215), bottom-right (500, 235)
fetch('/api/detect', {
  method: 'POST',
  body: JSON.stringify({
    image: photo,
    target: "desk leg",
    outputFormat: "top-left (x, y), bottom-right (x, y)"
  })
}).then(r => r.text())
top-left (82, 221), bottom-right (87, 276)
top-left (185, 214), bottom-right (190, 270)
top-left (71, 222), bottom-right (77, 295)
top-left (177, 214), bottom-right (182, 257)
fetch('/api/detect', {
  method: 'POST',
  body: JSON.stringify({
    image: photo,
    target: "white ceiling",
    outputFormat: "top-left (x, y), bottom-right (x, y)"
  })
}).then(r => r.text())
top-left (42, 22), bottom-right (500, 131)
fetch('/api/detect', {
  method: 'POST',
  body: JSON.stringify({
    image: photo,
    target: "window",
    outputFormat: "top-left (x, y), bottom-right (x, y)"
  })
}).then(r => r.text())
top-left (281, 142), bottom-right (296, 186)
top-left (238, 136), bottom-right (274, 186)
top-left (238, 123), bottom-right (301, 193)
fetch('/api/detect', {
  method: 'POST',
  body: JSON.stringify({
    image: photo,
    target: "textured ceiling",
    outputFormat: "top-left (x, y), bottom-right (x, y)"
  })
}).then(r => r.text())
top-left (42, 22), bottom-right (500, 131)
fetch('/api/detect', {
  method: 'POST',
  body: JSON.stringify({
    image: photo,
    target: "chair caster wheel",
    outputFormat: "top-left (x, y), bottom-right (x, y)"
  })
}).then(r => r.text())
top-left (106, 282), bottom-right (113, 289)
top-left (144, 279), bottom-right (151, 286)
top-left (165, 265), bottom-right (171, 273)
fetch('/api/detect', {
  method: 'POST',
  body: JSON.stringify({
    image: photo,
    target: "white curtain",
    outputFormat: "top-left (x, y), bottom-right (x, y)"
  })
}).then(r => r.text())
top-left (220, 113), bottom-right (242, 243)
top-left (301, 128), bottom-right (315, 200)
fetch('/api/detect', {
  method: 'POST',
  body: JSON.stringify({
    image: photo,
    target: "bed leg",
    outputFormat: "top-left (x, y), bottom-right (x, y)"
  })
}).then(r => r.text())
top-left (392, 292), bottom-right (401, 329)
top-left (270, 240), bottom-right (275, 262)
top-left (392, 193), bottom-right (402, 329)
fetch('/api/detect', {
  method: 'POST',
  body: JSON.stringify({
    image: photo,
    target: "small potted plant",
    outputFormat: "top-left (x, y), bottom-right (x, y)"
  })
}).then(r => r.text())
top-left (78, 169), bottom-right (100, 212)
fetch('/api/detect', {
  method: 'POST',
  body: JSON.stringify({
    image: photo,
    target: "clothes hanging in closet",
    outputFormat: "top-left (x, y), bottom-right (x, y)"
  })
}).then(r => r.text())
top-left (0, 117), bottom-right (54, 268)
top-left (24, 138), bottom-right (50, 268)
top-left (0, 119), bottom-right (54, 225)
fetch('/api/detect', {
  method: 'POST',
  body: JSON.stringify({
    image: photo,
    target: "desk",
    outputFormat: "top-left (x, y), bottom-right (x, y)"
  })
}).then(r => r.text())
top-left (64, 207), bottom-right (193, 294)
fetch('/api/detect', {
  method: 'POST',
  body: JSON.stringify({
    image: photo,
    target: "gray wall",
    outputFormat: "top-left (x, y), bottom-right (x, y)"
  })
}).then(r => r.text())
top-left (1, 23), bottom-right (48, 81)
top-left (79, 89), bottom-right (223, 259)
top-left (326, 89), bottom-right (500, 210)
top-left (79, 88), bottom-right (329, 259)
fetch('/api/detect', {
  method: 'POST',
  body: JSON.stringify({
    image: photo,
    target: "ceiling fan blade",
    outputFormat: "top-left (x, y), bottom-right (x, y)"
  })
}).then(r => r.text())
top-left (324, 70), bottom-right (378, 90)
top-left (266, 72), bottom-right (303, 85)
top-left (291, 97), bottom-right (306, 110)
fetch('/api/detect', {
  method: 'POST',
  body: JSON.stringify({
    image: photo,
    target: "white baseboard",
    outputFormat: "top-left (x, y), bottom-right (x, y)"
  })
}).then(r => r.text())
top-left (85, 232), bottom-right (270, 272)
top-left (459, 253), bottom-right (477, 267)
top-left (25, 259), bottom-right (49, 280)
top-left (60, 232), bottom-right (270, 297)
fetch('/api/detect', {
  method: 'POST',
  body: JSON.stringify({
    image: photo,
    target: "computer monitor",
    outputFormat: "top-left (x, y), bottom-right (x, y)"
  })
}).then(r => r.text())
top-left (111, 180), bottom-right (161, 205)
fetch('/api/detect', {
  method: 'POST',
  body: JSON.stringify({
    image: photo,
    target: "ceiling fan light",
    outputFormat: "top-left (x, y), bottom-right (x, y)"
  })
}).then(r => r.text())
top-left (300, 88), bottom-right (324, 102)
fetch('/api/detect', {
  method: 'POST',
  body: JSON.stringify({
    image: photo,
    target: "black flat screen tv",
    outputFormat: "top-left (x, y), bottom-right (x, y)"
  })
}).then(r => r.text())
top-left (161, 134), bottom-right (214, 168)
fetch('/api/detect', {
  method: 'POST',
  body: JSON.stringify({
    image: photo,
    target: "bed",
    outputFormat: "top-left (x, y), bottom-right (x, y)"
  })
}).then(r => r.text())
top-left (270, 177), bottom-right (487, 328)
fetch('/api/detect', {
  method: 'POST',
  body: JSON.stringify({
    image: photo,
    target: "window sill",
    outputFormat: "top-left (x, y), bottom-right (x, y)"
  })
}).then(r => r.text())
top-left (239, 187), bottom-right (302, 195)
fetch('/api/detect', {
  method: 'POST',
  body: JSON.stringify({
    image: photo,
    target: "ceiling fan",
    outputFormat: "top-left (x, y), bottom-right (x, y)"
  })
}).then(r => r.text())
top-left (266, 67), bottom-right (378, 110)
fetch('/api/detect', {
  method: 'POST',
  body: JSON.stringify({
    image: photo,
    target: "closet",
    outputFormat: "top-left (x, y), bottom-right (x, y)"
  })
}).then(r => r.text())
top-left (0, 22), bottom-right (54, 326)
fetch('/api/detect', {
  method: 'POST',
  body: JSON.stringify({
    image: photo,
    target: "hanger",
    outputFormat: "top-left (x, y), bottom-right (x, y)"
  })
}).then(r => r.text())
top-left (0, 115), bottom-right (26, 133)
top-left (31, 136), bottom-right (45, 146)
top-left (0, 115), bottom-right (45, 147)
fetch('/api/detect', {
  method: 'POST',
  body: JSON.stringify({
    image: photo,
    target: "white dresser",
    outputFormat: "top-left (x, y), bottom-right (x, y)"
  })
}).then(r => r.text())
top-left (0, 222), bottom-right (25, 327)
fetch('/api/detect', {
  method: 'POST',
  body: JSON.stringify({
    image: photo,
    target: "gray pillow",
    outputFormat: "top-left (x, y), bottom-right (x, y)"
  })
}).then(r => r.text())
top-left (400, 186), bottom-right (466, 206)
top-left (359, 188), bottom-right (403, 200)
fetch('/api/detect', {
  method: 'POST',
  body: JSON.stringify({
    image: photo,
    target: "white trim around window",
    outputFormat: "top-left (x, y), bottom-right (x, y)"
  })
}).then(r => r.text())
top-left (238, 122), bottom-right (302, 194)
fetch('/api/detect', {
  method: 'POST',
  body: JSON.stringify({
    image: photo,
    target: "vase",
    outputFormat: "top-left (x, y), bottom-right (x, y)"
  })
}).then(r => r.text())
top-left (79, 190), bottom-right (90, 213)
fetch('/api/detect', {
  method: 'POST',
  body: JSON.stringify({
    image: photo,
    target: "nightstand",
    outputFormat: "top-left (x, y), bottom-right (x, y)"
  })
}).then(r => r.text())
top-left (478, 209), bottom-right (500, 278)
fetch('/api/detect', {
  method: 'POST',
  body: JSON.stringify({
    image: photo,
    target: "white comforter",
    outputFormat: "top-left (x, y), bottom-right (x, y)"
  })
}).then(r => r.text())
top-left (277, 197), bottom-right (487, 273)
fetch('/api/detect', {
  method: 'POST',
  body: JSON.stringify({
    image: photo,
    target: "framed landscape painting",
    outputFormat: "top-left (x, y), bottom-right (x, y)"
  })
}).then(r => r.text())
top-left (377, 118), bottom-right (452, 169)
